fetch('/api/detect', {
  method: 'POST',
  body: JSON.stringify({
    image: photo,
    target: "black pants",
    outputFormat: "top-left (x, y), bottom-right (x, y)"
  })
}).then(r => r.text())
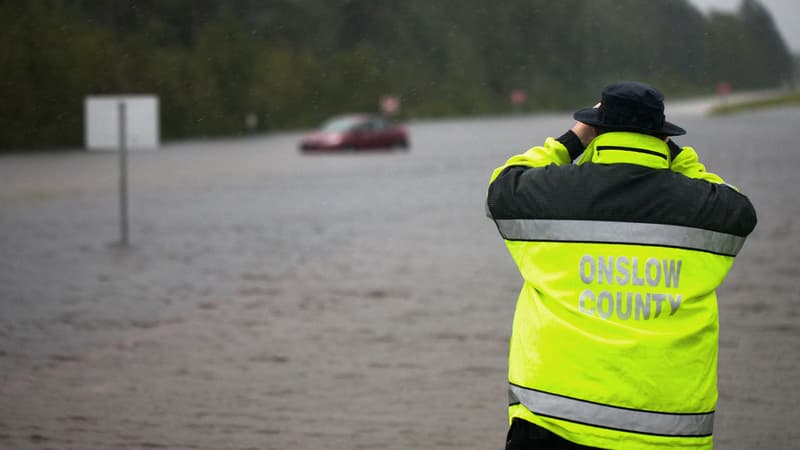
top-left (506, 418), bottom-right (604, 450)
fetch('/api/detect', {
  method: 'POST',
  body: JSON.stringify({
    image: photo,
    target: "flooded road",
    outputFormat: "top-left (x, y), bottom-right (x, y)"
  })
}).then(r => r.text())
top-left (1, 106), bottom-right (799, 448)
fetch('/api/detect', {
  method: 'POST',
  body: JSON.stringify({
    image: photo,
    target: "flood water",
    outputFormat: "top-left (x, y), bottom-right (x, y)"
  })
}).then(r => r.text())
top-left (1, 105), bottom-right (799, 448)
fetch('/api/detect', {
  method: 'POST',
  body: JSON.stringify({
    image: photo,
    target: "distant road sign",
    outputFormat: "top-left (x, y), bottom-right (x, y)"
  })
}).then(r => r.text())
top-left (716, 81), bottom-right (732, 97)
top-left (380, 95), bottom-right (400, 116)
top-left (86, 95), bottom-right (159, 151)
top-left (510, 89), bottom-right (527, 106)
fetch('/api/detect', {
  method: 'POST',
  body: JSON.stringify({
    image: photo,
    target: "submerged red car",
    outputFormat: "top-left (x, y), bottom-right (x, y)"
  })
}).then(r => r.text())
top-left (299, 114), bottom-right (409, 152)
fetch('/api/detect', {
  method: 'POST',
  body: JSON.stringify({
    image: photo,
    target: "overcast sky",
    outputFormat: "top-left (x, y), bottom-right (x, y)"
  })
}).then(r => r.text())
top-left (689, 0), bottom-right (800, 52)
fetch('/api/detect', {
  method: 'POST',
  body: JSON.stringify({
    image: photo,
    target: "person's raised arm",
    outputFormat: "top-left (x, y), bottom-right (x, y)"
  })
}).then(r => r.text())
top-left (489, 106), bottom-right (599, 184)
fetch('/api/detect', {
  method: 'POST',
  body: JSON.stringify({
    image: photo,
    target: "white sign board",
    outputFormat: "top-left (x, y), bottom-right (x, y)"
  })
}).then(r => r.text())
top-left (85, 95), bottom-right (159, 151)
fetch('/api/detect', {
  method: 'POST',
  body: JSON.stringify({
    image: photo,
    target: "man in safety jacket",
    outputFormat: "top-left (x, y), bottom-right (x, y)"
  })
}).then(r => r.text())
top-left (486, 81), bottom-right (757, 449)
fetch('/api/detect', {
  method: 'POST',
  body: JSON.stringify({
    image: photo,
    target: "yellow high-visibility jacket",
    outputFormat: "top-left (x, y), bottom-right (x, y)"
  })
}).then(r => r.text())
top-left (487, 131), bottom-right (757, 449)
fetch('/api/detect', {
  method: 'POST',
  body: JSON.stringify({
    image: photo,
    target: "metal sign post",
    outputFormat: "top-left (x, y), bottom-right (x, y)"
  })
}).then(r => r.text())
top-left (117, 101), bottom-right (129, 247)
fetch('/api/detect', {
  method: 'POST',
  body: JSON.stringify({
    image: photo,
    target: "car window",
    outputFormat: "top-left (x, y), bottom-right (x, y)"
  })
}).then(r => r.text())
top-left (321, 117), bottom-right (362, 132)
top-left (369, 118), bottom-right (388, 131)
top-left (353, 122), bottom-right (371, 132)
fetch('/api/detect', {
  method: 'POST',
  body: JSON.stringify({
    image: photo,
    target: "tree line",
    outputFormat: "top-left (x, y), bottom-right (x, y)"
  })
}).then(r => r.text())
top-left (0, 0), bottom-right (793, 151)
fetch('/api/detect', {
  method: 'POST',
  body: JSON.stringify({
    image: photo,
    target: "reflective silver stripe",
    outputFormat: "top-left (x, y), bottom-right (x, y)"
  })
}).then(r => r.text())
top-left (495, 219), bottom-right (745, 256)
top-left (509, 385), bottom-right (714, 437)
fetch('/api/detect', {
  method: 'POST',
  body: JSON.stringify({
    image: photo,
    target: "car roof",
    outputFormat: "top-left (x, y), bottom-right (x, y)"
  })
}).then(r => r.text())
top-left (328, 113), bottom-right (374, 121)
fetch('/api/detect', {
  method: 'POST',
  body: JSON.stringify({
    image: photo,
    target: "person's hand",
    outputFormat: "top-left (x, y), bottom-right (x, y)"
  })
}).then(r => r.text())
top-left (571, 102), bottom-right (600, 147)
top-left (665, 137), bottom-right (683, 161)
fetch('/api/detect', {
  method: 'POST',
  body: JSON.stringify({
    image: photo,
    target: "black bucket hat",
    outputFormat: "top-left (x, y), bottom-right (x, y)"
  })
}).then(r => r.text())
top-left (573, 81), bottom-right (686, 136)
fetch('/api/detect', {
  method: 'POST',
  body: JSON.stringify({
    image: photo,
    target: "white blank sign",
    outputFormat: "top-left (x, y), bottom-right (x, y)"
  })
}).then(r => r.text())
top-left (85, 96), bottom-right (159, 150)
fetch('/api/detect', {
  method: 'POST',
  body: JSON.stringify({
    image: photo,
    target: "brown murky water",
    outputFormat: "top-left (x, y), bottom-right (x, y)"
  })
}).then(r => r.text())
top-left (1, 107), bottom-right (799, 448)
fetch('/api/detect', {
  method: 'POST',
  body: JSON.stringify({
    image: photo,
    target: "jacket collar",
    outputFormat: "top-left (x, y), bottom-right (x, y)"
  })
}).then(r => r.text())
top-left (577, 132), bottom-right (671, 169)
